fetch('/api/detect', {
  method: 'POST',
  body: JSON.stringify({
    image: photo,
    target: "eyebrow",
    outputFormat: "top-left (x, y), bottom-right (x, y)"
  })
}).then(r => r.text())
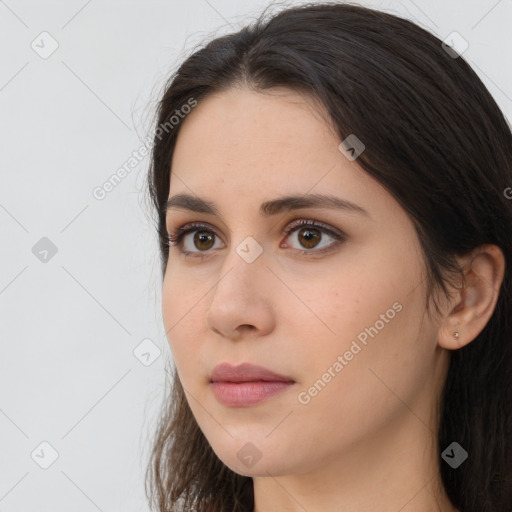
top-left (165, 193), bottom-right (370, 218)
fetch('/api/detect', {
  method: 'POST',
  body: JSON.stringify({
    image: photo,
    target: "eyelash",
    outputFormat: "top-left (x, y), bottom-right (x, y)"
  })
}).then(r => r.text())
top-left (164, 219), bottom-right (345, 259)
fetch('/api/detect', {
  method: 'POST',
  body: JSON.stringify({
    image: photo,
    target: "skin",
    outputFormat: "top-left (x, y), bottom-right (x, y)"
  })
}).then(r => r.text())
top-left (162, 86), bottom-right (505, 512)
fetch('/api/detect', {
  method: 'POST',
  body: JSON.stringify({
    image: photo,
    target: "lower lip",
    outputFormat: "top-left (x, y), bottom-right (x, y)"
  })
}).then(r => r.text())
top-left (210, 381), bottom-right (294, 406)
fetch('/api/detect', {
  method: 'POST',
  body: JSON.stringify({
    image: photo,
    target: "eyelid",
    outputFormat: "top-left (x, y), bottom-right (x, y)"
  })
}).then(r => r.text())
top-left (284, 218), bottom-right (343, 238)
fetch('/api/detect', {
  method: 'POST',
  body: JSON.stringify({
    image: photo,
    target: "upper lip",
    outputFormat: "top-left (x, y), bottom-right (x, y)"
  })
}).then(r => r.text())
top-left (210, 363), bottom-right (295, 383)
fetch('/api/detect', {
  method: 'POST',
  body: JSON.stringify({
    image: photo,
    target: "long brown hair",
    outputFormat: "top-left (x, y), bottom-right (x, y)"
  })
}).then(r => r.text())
top-left (144, 3), bottom-right (512, 511)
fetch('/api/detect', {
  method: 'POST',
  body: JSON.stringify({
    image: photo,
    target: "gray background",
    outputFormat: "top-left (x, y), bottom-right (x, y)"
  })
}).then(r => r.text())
top-left (1, 0), bottom-right (511, 510)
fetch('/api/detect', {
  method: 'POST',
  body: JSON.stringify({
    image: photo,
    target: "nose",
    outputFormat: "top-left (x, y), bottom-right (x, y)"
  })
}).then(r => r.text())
top-left (205, 241), bottom-right (276, 341)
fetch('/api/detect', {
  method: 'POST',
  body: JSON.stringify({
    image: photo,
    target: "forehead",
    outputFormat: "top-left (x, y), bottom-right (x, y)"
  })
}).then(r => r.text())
top-left (171, 87), bottom-right (346, 184)
top-left (167, 87), bottom-right (401, 226)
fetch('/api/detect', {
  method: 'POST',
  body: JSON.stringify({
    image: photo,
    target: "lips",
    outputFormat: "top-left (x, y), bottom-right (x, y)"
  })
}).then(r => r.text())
top-left (209, 363), bottom-right (296, 406)
top-left (210, 362), bottom-right (295, 383)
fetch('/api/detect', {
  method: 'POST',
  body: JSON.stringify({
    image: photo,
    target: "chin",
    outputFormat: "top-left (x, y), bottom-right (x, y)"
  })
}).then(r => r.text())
top-left (210, 439), bottom-right (297, 478)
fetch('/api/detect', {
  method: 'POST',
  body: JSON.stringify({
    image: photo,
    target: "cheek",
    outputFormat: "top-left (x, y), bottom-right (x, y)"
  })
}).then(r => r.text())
top-left (161, 267), bottom-right (207, 371)
top-left (292, 300), bottom-right (426, 449)
top-left (280, 257), bottom-right (401, 360)
top-left (288, 245), bottom-right (428, 396)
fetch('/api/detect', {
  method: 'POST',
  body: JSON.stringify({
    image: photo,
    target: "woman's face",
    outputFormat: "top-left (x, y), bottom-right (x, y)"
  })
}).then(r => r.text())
top-left (162, 86), bottom-right (450, 478)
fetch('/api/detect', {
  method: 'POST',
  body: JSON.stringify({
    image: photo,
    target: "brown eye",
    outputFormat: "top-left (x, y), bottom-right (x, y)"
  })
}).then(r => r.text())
top-left (166, 223), bottom-right (223, 256)
top-left (297, 227), bottom-right (322, 249)
top-left (284, 220), bottom-right (344, 254)
top-left (167, 219), bottom-right (344, 258)
top-left (193, 231), bottom-right (215, 251)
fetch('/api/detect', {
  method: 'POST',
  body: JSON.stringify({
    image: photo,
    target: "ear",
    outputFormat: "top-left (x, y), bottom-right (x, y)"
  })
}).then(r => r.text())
top-left (438, 244), bottom-right (505, 350)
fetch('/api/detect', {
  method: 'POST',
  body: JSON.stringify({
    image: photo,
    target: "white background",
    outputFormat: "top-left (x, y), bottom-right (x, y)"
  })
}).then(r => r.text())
top-left (1, 0), bottom-right (511, 510)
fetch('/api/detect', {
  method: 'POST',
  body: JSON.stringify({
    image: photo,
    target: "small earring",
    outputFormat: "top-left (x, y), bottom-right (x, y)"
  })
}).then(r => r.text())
top-left (453, 331), bottom-right (460, 339)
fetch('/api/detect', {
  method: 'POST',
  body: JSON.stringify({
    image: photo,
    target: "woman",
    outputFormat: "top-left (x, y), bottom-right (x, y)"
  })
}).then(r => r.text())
top-left (145, 2), bottom-right (512, 511)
